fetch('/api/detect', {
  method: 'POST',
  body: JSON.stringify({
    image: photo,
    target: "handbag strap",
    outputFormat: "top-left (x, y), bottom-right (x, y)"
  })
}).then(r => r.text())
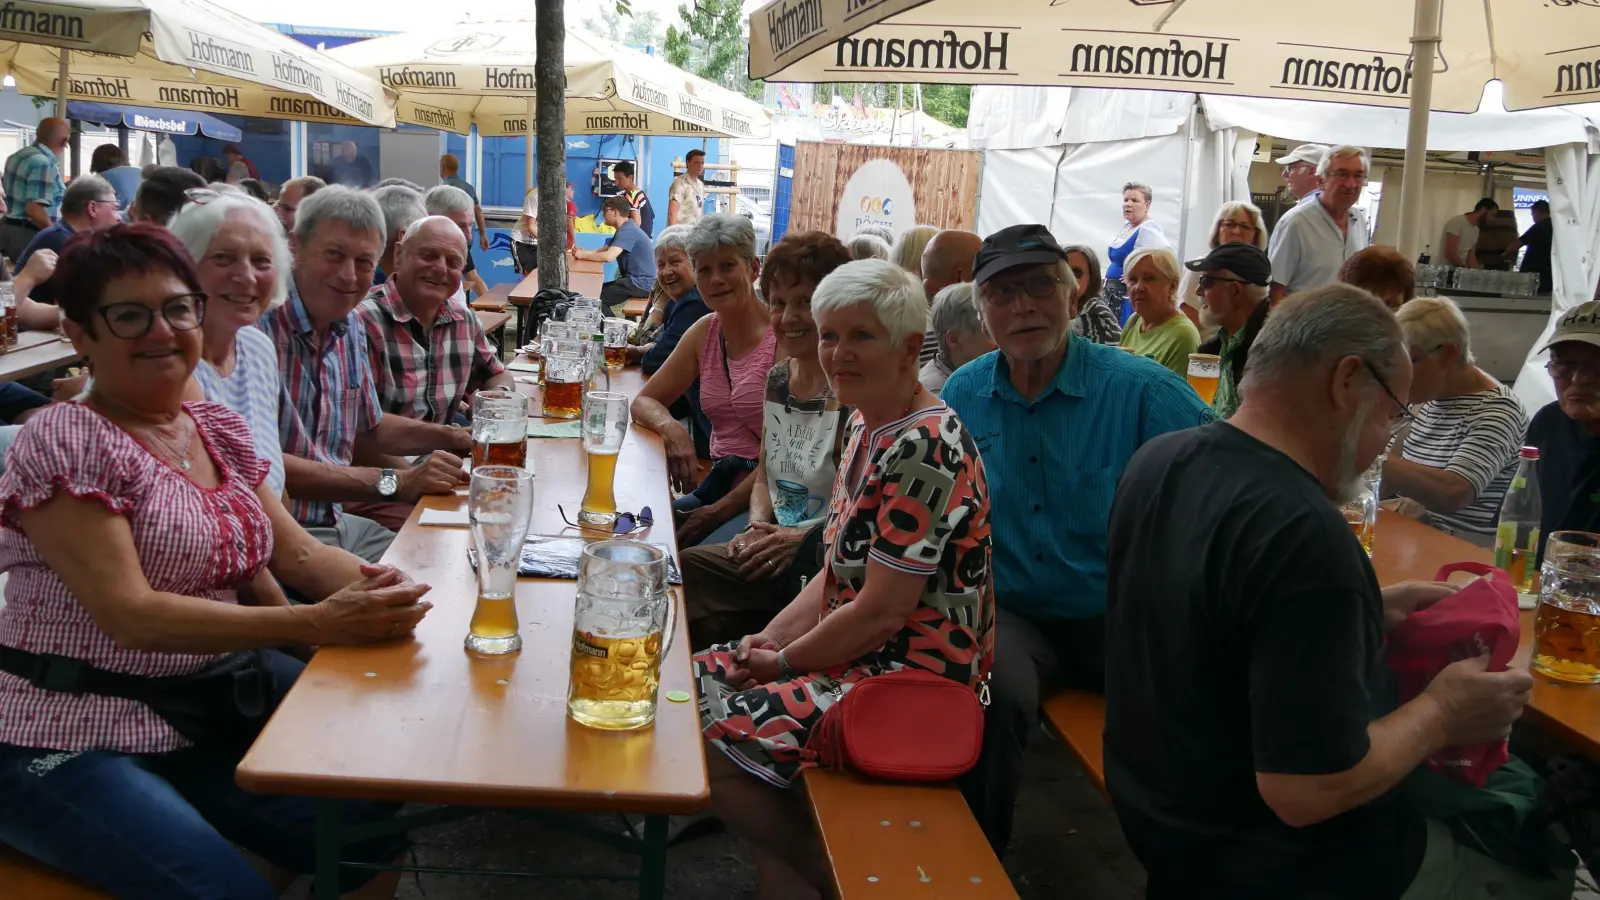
top-left (0, 644), bottom-right (255, 700)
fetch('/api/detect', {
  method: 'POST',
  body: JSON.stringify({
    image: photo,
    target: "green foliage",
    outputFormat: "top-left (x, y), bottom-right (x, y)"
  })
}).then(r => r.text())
top-left (664, 0), bottom-right (763, 99)
top-left (816, 82), bottom-right (971, 127)
top-left (583, 5), bottom-right (663, 47)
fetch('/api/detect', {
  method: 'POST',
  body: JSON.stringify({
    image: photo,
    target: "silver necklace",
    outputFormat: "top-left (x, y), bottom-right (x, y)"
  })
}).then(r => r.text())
top-left (91, 394), bottom-right (194, 472)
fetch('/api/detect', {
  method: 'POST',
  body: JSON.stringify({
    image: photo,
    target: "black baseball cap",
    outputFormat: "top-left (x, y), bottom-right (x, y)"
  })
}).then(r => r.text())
top-left (1184, 242), bottom-right (1272, 286)
top-left (973, 224), bottom-right (1070, 286)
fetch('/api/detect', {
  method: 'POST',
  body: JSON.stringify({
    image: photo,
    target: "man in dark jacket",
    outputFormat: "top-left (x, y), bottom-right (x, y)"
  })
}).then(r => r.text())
top-left (1189, 243), bottom-right (1272, 419)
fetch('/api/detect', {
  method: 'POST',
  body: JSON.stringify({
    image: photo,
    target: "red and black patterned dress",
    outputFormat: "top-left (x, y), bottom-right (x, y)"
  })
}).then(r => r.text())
top-left (695, 404), bottom-right (994, 787)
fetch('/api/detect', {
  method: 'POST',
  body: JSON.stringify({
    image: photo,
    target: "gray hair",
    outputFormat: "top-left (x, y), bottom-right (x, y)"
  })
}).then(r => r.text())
top-left (812, 259), bottom-right (928, 348)
top-left (847, 233), bottom-right (890, 261)
top-left (400, 214), bottom-right (468, 252)
top-left (61, 174), bottom-right (113, 216)
top-left (1122, 246), bottom-right (1182, 285)
top-left (1209, 200), bottom-right (1269, 251)
top-left (372, 184), bottom-right (426, 246)
top-left (890, 225), bottom-right (939, 278)
top-left (423, 184), bottom-right (475, 217)
top-left (1396, 296), bottom-right (1475, 365)
top-left (1124, 181), bottom-right (1154, 203)
top-left (930, 282), bottom-right (982, 359)
top-left (685, 214), bottom-right (757, 265)
top-left (1243, 283), bottom-right (1405, 391)
top-left (653, 224), bottom-right (693, 260)
top-left (293, 184), bottom-right (384, 248)
top-left (1317, 145), bottom-right (1372, 178)
top-left (375, 177), bottom-right (424, 192)
top-left (168, 194), bottom-right (292, 310)
top-left (852, 224), bottom-right (895, 244)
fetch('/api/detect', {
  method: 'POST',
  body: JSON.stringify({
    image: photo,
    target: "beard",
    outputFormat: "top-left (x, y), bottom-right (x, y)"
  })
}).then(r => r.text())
top-left (1333, 395), bottom-right (1378, 505)
top-left (1199, 305), bottom-right (1222, 331)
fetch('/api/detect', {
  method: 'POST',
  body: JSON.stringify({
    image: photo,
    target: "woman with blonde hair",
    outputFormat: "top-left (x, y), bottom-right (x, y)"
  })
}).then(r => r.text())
top-left (1119, 246), bottom-right (1200, 374)
top-left (889, 224), bottom-right (939, 278)
top-left (1179, 201), bottom-right (1268, 327)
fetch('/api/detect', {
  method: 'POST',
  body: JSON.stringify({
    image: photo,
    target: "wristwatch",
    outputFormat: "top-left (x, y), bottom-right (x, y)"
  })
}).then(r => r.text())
top-left (377, 467), bottom-right (398, 498)
top-left (776, 648), bottom-right (800, 679)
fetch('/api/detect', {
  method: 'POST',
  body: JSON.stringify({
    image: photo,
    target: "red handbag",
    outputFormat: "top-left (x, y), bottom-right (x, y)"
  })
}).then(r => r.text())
top-left (1385, 561), bottom-right (1521, 787)
top-left (805, 668), bottom-right (987, 782)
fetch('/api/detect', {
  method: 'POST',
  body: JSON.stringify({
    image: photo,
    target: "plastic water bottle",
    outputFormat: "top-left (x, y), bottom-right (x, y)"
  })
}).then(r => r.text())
top-left (1494, 447), bottom-right (1543, 594)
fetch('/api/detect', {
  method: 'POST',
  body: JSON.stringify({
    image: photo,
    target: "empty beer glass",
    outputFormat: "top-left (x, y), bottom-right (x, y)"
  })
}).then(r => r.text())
top-left (471, 390), bottom-right (529, 471)
top-left (1187, 353), bottom-right (1221, 405)
top-left (466, 465), bottom-right (535, 656)
top-left (1534, 531), bottom-right (1600, 683)
top-left (579, 391), bottom-right (630, 526)
top-left (542, 339), bottom-right (590, 420)
top-left (568, 540), bottom-right (673, 730)
top-left (1340, 456), bottom-right (1383, 556)
top-left (602, 318), bottom-right (631, 370)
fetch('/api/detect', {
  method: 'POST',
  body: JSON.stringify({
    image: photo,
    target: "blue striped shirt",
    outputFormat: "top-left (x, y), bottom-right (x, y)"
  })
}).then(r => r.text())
top-left (194, 327), bottom-right (288, 497)
top-left (941, 334), bottom-right (1216, 620)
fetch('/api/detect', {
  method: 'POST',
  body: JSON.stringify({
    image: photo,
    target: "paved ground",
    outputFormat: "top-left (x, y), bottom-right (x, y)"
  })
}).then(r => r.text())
top-left (282, 730), bottom-right (1148, 899)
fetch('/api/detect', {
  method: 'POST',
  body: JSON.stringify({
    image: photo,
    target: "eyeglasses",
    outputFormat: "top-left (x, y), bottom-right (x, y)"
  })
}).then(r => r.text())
top-left (1325, 169), bottom-right (1369, 184)
top-left (1218, 220), bottom-right (1255, 232)
top-left (1409, 345), bottom-right (1441, 364)
top-left (558, 504), bottom-right (654, 535)
top-left (96, 293), bottom-right (206, 340)
top-left (1548, 356), bottom-right (1600, 382)
top-left (1363, 358), bottom-right (1414, 433)
top-left (1197, 274), bottom-right (1248, 290)
top-left (980, 275), bottom-right (1065, 307)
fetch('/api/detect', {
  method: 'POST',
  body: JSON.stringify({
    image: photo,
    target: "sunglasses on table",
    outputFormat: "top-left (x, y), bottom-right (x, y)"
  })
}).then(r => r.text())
top-left (558, 505), bottom-right (654, 535)
top-left (97, 293), bottom-right (207, 340)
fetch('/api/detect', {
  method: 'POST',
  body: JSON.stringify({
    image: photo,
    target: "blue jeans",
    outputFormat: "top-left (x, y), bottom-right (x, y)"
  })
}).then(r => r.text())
top-left (0, 651), bottom-right (406, 899)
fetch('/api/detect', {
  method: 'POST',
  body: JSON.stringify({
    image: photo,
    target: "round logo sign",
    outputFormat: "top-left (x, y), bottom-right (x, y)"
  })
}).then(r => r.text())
top-left (426, 34), bottom-right (503, 56)
top-left (835, 159), bottom-right (917, 240)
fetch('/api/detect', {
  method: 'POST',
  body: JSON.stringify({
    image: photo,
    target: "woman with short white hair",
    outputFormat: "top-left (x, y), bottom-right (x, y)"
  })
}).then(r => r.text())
top-left (167, 193), bottom-right (293, 496)
top-left (919, 282), bottom-right (994, 395)
top-left (693, 258), bottom-right (994, 898)
top-left (846, 232), bottom-right (890, 261)
top-left (1120, 246), bottom-right (1200, 375)
top-left (1386, 296), bottom-right (1529, 546)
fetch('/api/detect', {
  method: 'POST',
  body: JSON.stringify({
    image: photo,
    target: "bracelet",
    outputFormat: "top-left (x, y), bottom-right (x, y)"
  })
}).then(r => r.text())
top-left (775, 647), bottom-right (799, 678)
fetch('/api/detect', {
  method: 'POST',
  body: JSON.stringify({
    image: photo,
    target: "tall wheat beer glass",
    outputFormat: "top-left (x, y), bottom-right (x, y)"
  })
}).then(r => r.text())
top-left (465, 466), bottom-right (535, 655)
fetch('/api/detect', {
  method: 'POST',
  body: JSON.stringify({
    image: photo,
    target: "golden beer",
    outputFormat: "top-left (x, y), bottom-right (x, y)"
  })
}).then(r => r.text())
top-left (1186, 353), bottom-right (1221, 405)
top-left (1344, 508), bottom-right (1375, 556)
top-left (580, 448), bottom-right (620, 523)
top-left (472, 437), bottom-right (527, 471)
top-left (1534, 598), bottom-right (1600, 683)
top-left (543, 380), bottom-right (583, 419)
top-left (467, 590), bottom-right (521, 655)
top-left (604, 346), bottom-right (626, 369)
top-left (567, 627), bottom-right (663, 729)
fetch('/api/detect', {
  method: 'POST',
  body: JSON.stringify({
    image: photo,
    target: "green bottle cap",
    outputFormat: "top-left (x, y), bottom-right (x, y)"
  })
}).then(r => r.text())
top-left (665, 690), bottom-right (692, 703)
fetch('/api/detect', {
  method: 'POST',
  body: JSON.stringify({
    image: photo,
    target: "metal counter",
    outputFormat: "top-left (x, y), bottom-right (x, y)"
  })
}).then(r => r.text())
top-left (1443, 293), bottom-right (1551, 384)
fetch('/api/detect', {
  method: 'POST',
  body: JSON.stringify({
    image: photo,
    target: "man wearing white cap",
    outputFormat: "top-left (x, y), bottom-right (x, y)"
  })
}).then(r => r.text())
top-left (1276, 144), bottom-right (1328, 203)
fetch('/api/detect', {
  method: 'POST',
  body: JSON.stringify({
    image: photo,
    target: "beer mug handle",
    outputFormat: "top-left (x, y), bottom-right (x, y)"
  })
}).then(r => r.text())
top-left (659, 589), bottom-right (677, 661)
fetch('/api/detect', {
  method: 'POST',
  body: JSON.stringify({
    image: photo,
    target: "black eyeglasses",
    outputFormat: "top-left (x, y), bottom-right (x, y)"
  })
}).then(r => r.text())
top-left (1197, 274), bottom-right (1248, 290)
top-left (558, 505), bottom-right (654, 535)
top-left (96, 293), bottom-right (206, 340)
top-left (981, 275), bottom-right (1065, 307)
top-left (1363, 358), bottom-right (1414, 433)
top-left (1548, 356), bottom-right (1600, 382)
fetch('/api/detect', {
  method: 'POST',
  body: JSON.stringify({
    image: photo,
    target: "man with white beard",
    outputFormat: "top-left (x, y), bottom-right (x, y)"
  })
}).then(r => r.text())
top-left (1101, 284), bottom-right (1559, 898)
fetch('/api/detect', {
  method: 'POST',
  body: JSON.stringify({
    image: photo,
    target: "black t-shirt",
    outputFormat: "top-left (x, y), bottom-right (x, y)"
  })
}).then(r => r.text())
top-left (1520, 218), bottom-right (1553, 292)
top-left (1528, 401), bottom-right (1600, 555)
top-left (1104, 423), bottom-right (1424, 899)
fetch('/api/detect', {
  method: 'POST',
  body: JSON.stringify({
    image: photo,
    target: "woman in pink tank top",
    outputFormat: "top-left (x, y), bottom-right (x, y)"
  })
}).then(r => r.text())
top-left (632, 214), bottom-right (778, 546)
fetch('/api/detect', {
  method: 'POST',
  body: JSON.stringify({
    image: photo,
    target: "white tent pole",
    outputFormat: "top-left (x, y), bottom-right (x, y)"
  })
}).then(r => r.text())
top-left (56, 51), bottom-right (67, 114)
top-left (1395, 0), bottom-right (1443, 261)
top-left (525, 94), bottom-right (536, 196)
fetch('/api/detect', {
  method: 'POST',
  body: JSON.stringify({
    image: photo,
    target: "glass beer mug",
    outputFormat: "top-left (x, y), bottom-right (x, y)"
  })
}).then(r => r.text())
top-left (471, 390), bottom-right (529, 471)
top-left (1534, 531), bottom-right (1600, 683)
top-left (1339, 455), bottom-right (1383, 556)
top-left (1186, 353), bottom-right (1220, 405)
top-left (579, 391), bottom-right (630, 526)
top-left (542, 338), bottom-right (590, 420)
top-left (602, 318), bottom-right (631, 370)
top-left (466, 466), bottom-right (535, 656)
top-left (568, 540), bottom-right (673, 730)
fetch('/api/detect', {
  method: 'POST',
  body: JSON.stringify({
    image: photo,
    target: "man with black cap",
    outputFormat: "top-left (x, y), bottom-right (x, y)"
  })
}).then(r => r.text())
top-left (1190, 242), bottom-right (1273, 419)
top-left (942, 223), bottom-right (1215, 855)
top-left (1528, 301), bottom-right (1600, 548)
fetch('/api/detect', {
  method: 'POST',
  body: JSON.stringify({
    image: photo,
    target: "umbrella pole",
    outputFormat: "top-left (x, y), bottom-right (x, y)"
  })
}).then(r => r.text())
top-left (55, 50), bottom-right (67, 114)
top-left (1395, 0), bottom-right (1442, 261)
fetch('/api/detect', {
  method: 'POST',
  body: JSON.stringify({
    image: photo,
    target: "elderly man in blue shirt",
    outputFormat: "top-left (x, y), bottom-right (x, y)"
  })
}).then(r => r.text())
top-left (942, 224), bottom-right (1215, 855)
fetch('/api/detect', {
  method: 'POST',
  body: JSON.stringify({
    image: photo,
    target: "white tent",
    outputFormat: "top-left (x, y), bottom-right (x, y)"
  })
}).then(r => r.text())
top-left (968, 85), bottom-right (1600, 412)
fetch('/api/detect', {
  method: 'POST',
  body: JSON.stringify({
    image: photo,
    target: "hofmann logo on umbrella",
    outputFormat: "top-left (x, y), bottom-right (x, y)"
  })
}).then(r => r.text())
top-left (381, 67), bottom-right (457, 89)
top-left (270, 53), bottom-right (323, 95)
top-left (586, 114), bottom-right (652, 131)
top-left (406, 103), bottom-right (457, 130)
top-left (427, 34), bottom-right (503, 56)
top-left (269, 94), bottom-right (353, 120)
top-left (1276, 49), bottom-right (1413, 98)
top-left (52, 75), bottom-right (129, 99)
top-left (631, 79), bottom-right (671, 111)
top-left (679, 95), bottom-right (713, 123)
top-left (766, 0), bottom-right (825, 58)
top-left (1548, 44), bottom-right (1600, 98)
top-left (484, 68), bottom-right (535, 91)
top-left (335, 80), bottom-right (376, 122)
top-left (158, 83), bottom-right (240, 110)
top-left (188, 31), bottom-right (256, 76)
top-left (721, 111), bottom-right (754, 136)
top-left (834, 28), bottom-right (1011, 72)
top-left (1064, 33), bottom-right (1229, 83)
top-left (0, 2), bottom-right (84, 42)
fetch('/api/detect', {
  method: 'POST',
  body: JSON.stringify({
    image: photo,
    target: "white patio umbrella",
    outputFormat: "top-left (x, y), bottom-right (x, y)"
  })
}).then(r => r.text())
top-left (746, 0), bottom-right (1597, 256)
top-left (0, 0), bottom-right (396, 126)
top-left (328, 22), bottom-right (770, 139)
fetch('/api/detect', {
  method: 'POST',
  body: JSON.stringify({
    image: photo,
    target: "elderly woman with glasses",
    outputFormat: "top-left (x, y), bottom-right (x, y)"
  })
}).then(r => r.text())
top-left (1119, 247), bottom-right (1200, 374)
top-left (1383, 296), bottom-right (1528, 546)
top-left (167, 192), bottom-right (293, 496)
top-left (0, 224), bottom-right (433, 899)
top-left (1179, 201), bottom-right (1268, 329)
top-left (632, 215), bottom-right (777, 547)
top-left (694, 259), bottom-right (993, 898)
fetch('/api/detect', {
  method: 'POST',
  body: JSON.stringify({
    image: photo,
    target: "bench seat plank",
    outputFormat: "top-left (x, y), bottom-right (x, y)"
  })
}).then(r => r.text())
top-left (1041, 689), bottom-right (1107, 798)
top-left (0, 845), bottom-right (111, 899)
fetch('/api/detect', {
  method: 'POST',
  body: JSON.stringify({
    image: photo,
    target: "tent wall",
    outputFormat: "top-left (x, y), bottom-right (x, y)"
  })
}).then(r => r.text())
top-left (1371, 168), bottom-right (1511, 254)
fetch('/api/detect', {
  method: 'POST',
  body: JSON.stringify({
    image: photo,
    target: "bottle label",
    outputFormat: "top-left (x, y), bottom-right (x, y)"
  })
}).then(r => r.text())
top-left (1493, 521), bottom-right (1516, 569)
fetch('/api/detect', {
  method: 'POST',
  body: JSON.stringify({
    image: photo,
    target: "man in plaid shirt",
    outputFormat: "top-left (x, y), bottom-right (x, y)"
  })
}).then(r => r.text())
top-left (0, 117), bottom-right (67, 262)
top-left (260, 187), bottom-right (473, 561)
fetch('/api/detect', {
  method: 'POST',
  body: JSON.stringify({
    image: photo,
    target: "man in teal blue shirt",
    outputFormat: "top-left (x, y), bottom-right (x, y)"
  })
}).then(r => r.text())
top-left (943, 224), bottom-right (1215, 855)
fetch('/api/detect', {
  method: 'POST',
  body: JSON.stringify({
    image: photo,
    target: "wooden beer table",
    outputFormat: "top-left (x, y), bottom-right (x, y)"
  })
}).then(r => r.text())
top-left (508, 259), bottom-right (607, 346)
top-left (237, 366), bottom-right (708, 899)
top-left (0, 329), bottom-right (79, 383)
top-left (1371, 511), bottom-right (1600, 763)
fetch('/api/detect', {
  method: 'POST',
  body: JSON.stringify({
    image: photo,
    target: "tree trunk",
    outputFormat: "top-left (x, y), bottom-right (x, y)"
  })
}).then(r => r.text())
top-left (535, 0), bottom-right (568, 289)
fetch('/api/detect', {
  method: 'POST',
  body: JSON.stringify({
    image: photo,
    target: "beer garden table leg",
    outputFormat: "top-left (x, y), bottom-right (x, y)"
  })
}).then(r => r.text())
top-left (637, 813), bottom-right (669, 900)
top-left (315, 799), bottom-right (345, 900)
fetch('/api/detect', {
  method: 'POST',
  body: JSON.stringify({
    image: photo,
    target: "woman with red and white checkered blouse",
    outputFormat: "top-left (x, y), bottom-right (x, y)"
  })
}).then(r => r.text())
top-left (0, 224), bottom-right (435, 899)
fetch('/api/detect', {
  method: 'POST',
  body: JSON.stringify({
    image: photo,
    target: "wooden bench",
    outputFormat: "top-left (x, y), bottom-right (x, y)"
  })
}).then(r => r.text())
top-left (1041, 689), bottom-right (1107, 798)
top-left (0, 844), bottom-right (111, 899)
top-left (469, 282), bottom-right (511, 312)
top-left (803, 769), bottom-right (1017, 898)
